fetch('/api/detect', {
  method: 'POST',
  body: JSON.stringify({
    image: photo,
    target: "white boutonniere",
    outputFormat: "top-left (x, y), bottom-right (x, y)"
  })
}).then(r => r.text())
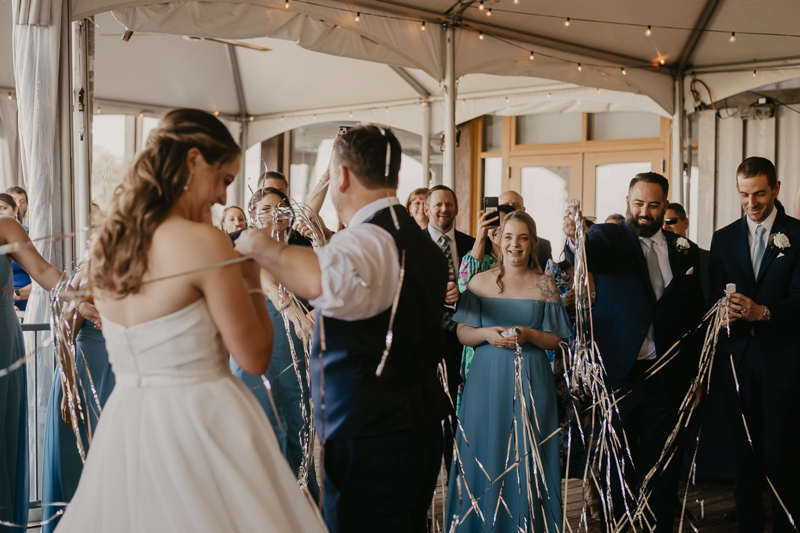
top-left (671, 236), bottom-right (690, 255)
top-left (769, 232), bottom-right (791, 253)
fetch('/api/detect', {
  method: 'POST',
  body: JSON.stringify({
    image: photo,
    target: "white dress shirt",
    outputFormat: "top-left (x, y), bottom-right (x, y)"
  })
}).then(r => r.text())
top-left (310, 197), bottom-right (401, 321)
top-left (426, 225), bottom-right (458, 274)
top-left (637, 229), bottom-right (672, 360)
top-left (745, 205), bottom-right (778, 264)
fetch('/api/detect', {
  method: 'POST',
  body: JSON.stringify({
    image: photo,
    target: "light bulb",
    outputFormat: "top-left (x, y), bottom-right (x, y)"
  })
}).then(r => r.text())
top-left (505, 96), bottom-right (509, 103)
top-left (461, 99), bottom-right (466, 105)
top-left (645, 25), bottom-right (652, 37)
top-left (349, 111), bottom-right (354, 117)
top-left (213, 111), bottom-right (218, 116)
top-left (280, 116), bottom-right (285, 122)
top-left (385, 107), bottom-right (389, 113)
top-left (621, 67), bottom-right (627, 75)
top-left (479, 32), bottom-right (484, 40)
top-left (486, 8), bottom-right (492, 16)
top-left (355, 12), bottom-right (360, 21)
top-left (285, 0), bottom-right (289, 7)
top-left (529, 51), bottom-right (535, 60)
top-left (547, 93), bottom-right (551, 98)
top-left (479, 1), bottom-right (484, 10)
top-left (564, 18), bottom-right (570, 27)
top-left (729, 32), bottom-right (736, 43)
top-left (249, 116), bottom-right (254, 121)
top-left (421, 21), bottom-right (426, 30)
top-left (577, 63), bottom-right (582, 72)
top-left (659, 59), bottom-right (665, 65)
top-left (753, 69), bottom-right (757, 78)
top-left (312, 114), bottom-right (317, 120)
top-left (597, 88), bottom-right (601, 94)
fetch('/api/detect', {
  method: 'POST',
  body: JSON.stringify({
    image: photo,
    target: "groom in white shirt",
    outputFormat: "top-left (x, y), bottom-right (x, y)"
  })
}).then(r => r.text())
top-left (236, 125), bottom-right (452, 533)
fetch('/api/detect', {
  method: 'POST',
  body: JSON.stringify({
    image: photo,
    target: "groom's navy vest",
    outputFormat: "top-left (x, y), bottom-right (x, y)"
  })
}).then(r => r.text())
top-left (310, 206), bottom-right (453, 441)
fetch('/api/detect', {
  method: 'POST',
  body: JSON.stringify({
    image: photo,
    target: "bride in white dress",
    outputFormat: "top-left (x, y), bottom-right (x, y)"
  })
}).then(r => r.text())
top-left (57, 109), bottom-right (327, 532)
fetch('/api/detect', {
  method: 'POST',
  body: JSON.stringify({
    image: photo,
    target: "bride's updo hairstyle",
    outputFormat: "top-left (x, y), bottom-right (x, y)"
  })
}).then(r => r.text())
top-left (89, 108), bottom-right (240, 296)
top-left (495, 211), bottom-right (540, 293)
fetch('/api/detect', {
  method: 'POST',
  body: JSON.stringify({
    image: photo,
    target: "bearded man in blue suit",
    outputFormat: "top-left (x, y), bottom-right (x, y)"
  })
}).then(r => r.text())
top-left (709, 157), bottom-right (800, 533)
top-left (565, 172), bottom-right (705, 532)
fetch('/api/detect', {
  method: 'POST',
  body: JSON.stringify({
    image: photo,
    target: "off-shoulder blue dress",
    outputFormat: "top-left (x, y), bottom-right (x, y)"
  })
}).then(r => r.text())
top-left (0, 257), bottom-right (28, 532)
top-left (445, 290), bottom-right (571, 533)
top-left (41, 320), bottom-right (115, 532)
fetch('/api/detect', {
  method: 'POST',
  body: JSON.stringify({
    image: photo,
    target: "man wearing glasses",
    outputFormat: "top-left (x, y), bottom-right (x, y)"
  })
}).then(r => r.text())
top-left (663, 202), bottom-right (710, 299)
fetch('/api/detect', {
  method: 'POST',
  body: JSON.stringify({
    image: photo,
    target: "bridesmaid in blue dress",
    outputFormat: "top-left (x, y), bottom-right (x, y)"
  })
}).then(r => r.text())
top-left (446, 212), bottom-right (572, 533)
top-left (41, 302), bottom-right (114, 530)
top-left (0, 216), bottom-right (63, 532)
top-left (231, 187), bottom-right (320, 500)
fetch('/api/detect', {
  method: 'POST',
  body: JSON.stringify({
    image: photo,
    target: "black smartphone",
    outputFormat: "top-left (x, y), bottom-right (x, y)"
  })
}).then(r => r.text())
top-left (483, 197), bottom-right (499, 227)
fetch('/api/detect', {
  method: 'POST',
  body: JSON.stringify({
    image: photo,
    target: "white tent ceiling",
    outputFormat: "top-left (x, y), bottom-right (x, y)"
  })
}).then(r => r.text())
top-left (4, 0), bottom-right (800, 143)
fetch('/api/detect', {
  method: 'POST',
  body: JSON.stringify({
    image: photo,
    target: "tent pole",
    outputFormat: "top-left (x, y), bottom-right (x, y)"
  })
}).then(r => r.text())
top-left (72, 18), bottom-right (91, 257)
top-left (238, 120), bottom-right (248, 208)
top-left (422, 101), bottom-right (431, 187)
top-left (671, 75), bottom-right (685, 204)
top-left (60, 0), bottom-right (74, 269)
top-left (443, 24), bottom-right (456, 189)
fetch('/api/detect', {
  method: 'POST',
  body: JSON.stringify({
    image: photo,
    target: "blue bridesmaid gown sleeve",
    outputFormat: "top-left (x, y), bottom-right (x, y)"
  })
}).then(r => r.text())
top-left (539, 301), bottom-right (573, 339)
top-left (452, 290), bottom-right (482, 328)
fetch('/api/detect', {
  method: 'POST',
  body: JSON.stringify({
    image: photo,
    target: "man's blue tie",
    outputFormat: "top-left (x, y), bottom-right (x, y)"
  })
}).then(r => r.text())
top-left (753, 225), bottom-right (766, 278)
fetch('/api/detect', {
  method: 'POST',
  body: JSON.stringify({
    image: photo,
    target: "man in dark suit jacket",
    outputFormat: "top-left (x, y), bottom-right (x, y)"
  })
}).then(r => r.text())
top-left (565, 173), bottom-right (705, 532)
top-left (500, 190), bottom-right (553, 267)
top-left (663, 202), bottom-right (711, 300)
top-left (708, 157), bottom-right (800, 533)
top-left (423, 185), bottom-right (475, 404)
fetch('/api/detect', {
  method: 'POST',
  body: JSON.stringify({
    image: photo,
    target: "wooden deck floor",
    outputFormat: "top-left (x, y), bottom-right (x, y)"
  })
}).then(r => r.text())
top-left (428, 467), bottom-right (772, 533)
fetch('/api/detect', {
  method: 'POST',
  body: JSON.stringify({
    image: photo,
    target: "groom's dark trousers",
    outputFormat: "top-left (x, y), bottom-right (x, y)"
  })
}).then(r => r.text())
top-left (709, 210), bottom-right (800, 533)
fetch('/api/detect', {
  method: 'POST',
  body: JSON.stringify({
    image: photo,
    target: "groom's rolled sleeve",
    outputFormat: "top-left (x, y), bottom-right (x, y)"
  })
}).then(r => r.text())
top-left (310, 224), bottom-right (400, 321)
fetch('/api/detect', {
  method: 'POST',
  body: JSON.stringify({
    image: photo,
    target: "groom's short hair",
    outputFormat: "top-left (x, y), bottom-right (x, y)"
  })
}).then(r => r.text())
top-left (737, 157), bottom-right (777, 188)
top-left (628, 172), bottom-right (669, 200)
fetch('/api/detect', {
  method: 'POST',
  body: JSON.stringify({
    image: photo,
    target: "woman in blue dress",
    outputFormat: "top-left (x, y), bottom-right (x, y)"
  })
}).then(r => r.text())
top-left (41, 266), bottom-right (115, 532)
top-left (0, 216), bottom-right (63, 532)
top-left (231, 187), bottom-right (320, 501)
top-left (446, 211), bottom-right (572, 533)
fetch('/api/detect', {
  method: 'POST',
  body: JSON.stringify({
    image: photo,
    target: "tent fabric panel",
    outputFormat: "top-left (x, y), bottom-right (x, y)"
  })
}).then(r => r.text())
top-left (110, 0), bottom-right (444, 78)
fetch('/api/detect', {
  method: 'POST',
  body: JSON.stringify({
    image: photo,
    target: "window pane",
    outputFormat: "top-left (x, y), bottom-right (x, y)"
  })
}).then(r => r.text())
top-left (92, 114), bottom-right (127, 209)
top-left (520, 166), bottom-right (570, 259)
top-left (482, 115), bottom-right (502, 152)
top-left (590, 112), bottom-right (661, 141)
top-left (516, 113), bottom-right (582, 145)
top-left (482, 157), bottom-right (503, 198)
top-left (140, 116), bottom-right (160, 149)
top-left (594, 162), bottom-right (652, 223)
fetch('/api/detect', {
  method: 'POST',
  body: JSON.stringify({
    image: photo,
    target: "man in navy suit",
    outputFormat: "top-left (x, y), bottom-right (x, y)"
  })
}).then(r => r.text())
top-left (708, 157), bottom-right (800, 533)
top-left (564, 172), bottom-right (705, 532)
top-left (423, 185), bottom-right (475, 404)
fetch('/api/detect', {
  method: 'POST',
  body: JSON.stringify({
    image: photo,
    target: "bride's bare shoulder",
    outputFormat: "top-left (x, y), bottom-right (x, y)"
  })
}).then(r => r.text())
top-left (152, 218), bottom-right (235, 262)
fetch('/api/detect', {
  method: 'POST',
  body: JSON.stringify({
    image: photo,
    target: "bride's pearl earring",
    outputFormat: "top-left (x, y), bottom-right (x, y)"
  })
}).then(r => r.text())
top-left (184, 170), bottom-right (194, 191)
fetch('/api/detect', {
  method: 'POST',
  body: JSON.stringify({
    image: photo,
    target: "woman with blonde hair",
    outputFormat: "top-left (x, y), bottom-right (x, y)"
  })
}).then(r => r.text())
top-left (445, 211), bottom-right (571, 533)
top-left (220, 205), bottom-right (247, 233)
top-left (57, 109), bottom-right (326, 532)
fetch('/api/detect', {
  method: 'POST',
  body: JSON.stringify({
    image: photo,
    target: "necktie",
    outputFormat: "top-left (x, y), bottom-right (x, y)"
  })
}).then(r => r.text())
top-left (642, 237), bottom-right (665, 300)
top-left (642, 237), bottom-right (664, 345)
top-left (438, 234), bottom-right (457, 331)
top-left (753, 225), bottom-right (766, 278)
top-left (438, 234), bottom-right (455, 283)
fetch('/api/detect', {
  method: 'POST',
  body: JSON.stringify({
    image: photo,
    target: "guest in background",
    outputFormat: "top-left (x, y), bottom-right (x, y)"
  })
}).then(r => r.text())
top-left (0, 194), bottom-right (31, 311)
top-left (1, 216), bottom-right (64, 532)
top-left (220, 205), bottom-right (248, 233)
top-left (41, 269), bottom-right (113, 532)
top-left (446, 211), bottom-right (571, 532)
top-left (663, 202), bottom-right (710, 300)
top-left (406, 187), bottom-right (429, 229)
top-left (423, 185), bottom-right (474, 407)
top-left (605, 213), bottom-right (625, 224)
top-left (455, 204), bottom-right (513, 414)
top-left (5, 187), bottom-right (28, 222)
top-left (231, 186), bottom-right (319, 501)
top-left (257, 170), bottom-right (289, 193)
top-left (499, 189), bottom-right (553, 267)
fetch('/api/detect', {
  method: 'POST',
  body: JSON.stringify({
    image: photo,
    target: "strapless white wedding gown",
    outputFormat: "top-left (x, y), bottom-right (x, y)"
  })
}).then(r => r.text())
top-left (56, 298), bottom-right (327, 532)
